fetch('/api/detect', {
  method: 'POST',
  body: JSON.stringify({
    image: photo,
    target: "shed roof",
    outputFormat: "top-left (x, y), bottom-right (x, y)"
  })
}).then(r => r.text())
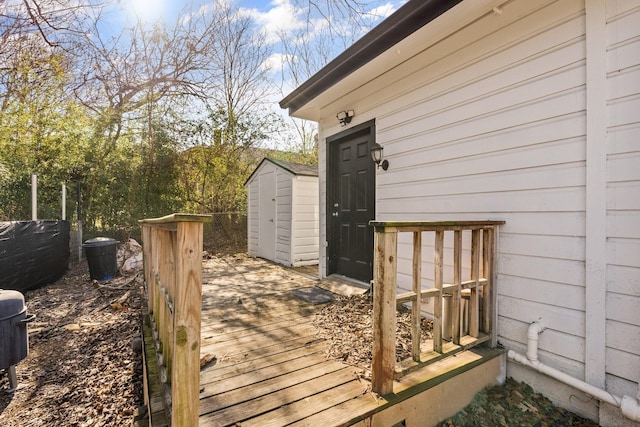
top-left (244, 157), bottom-right (318, 186)
top-left (279, 0), bottom-right (461, 115)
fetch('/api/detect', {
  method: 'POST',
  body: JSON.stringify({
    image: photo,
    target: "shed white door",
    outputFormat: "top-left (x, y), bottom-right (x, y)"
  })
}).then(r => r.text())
top-left (258, 170), bottom-right (276, 261)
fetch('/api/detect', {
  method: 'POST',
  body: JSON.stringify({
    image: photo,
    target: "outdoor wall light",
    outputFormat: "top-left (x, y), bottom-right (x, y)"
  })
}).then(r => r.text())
top-left (370, 142), bottom-right (389, 170)
top-left (336, 110), bottom-right (354, 126)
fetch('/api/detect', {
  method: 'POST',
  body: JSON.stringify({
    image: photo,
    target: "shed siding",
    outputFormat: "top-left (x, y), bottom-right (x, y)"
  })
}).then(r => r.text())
top-left (604, 0), bottom-right (640, 399)
top-left (291, 176), bottom-right (320, 265)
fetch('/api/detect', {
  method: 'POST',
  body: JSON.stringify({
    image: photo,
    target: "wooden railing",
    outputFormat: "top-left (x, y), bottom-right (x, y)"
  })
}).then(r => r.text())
top-left (370, 220), bottom-right (505, 395)
top-left (139, 213), bottom-right (211, 426)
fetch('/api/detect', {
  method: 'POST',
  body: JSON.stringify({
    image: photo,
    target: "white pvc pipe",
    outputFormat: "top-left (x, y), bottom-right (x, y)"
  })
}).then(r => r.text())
top-left (62, 184), bottom-right (66, 220)
top-left (526, 320), bottom-right (545, 362)
top-left (508, 320), bottom-right (640, 422)
top-left (31, 174), bottom-right (37, 220)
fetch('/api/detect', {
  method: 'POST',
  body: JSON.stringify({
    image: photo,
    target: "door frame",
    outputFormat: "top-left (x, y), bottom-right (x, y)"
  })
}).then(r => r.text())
top-left (326, 119), bottom-right (376, 282)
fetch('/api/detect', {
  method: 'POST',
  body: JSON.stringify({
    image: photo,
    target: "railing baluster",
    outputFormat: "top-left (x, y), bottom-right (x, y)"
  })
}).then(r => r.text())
top-left (159, 229), bottom-right (170, 379)
top-left (411, 231), bottom-right (422, 362)
top-left (165, 231), bottom-right (176, 378)
top-left (433, 230), bottom-right (444, 353)
top-left (452, 230), bottom-right (462, 345)
top-left (482, 228), bottom-right (491, 333)
top-left (470, 229), bottom-right (481, 338)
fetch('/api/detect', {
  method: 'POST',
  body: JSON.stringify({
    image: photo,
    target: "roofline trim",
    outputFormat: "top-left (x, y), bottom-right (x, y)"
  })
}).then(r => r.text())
top-left (279, 0), bottom-right (462, 115)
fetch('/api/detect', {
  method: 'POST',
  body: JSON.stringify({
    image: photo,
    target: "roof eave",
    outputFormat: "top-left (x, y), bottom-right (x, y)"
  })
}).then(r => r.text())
top-left (279, 0), bottom-right (462, 116)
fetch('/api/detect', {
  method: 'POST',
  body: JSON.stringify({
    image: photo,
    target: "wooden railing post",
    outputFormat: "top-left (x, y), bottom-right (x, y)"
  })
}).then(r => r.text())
top-left (372, 226), bottom-right (397, 396)
top-left (172, 220), bottom-right (203, 427)
top-left (139, 213), bottom-right (211, 426)
top-left (483, 227), bottom-right (497, 345)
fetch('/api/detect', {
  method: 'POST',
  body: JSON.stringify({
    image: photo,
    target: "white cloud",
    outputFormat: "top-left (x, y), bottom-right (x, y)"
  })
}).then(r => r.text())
top-left (241, 0), bottom-right (307, 45)
top-left (261, 52), bottom-right (295, 74)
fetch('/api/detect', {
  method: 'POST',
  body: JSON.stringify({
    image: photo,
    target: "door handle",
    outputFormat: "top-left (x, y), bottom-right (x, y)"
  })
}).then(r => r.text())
top-left (332, 212), bottom-right (338, 217)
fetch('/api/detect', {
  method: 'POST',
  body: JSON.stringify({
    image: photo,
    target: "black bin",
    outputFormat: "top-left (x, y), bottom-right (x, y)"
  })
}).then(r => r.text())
top-left (83, 237), bottom-right (118, 281)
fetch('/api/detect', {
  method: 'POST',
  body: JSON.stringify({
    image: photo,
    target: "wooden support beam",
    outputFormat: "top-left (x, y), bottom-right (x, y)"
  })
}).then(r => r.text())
top-left (411, 231), bottom-right (422, 362)
top-left (372, 229), bottom-right (397, 396)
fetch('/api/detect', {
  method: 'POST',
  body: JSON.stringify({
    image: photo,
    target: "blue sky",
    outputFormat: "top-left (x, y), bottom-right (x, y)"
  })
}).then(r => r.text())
top-left (120, 0), bottom-right (401, 74)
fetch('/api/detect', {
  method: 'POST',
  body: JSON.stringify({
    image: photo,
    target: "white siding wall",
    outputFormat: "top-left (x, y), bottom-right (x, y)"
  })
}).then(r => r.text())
top-left (291, 176), bottom-right (320, 266)
top-left (604, 0), bottom-right (640, 400)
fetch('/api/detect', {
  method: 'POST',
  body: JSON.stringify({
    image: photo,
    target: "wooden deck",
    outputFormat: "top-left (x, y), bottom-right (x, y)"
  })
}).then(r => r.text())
top-left (198, 256), bottom-right (366, 426)
top-left (192, 256), bottom-right (504, 426)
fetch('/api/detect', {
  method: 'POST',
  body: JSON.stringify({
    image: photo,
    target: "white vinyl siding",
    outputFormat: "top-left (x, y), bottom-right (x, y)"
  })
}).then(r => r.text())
top-left (604, 0), bottom-right (640, 400)
top-left (291, 176), bottom-right (320, 265)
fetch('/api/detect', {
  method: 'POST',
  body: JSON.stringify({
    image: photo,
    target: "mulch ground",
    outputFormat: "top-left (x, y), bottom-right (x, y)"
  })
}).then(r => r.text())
top-left (0, 262), bottom-right (144, 427)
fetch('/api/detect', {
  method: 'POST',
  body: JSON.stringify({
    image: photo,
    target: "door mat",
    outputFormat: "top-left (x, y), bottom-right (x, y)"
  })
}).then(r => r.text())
top-left (291, 286), bottom-right (335, 304)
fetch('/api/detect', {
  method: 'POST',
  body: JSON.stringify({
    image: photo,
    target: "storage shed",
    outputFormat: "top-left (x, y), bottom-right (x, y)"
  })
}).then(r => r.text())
top-left (245, 157), bottom-right (319, 267)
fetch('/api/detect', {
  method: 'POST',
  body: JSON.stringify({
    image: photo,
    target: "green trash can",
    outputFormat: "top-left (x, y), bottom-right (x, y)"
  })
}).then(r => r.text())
top-left (82, 237), bottom-right (118, 281)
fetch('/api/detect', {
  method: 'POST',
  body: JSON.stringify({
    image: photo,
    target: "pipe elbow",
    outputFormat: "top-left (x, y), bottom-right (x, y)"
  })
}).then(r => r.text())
top-left (621, 395), bottom-right (640, 422)
top-left (528, 320), bottom-right (545, 339)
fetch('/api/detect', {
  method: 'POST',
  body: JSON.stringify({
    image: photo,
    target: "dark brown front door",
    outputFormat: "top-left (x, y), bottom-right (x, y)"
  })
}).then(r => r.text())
top-left (327, 120), bottom-right (375, 283)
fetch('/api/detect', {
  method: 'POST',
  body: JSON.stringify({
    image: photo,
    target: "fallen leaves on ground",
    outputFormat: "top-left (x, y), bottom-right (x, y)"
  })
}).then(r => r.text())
top-left (313, 293), bottom-right (433, 369)
top-left (438, 377), bottom-right (600, 427)
top-left (0, 263), bottom-right (144, 427)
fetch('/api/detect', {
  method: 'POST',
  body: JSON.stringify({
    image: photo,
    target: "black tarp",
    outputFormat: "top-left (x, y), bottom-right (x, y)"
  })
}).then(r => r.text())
top-left (0, 220), bottom-right (70, 292)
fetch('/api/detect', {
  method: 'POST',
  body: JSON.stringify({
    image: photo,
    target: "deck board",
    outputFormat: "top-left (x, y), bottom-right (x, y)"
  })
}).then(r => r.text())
top-left (201, 369), bottom-right (362, 425)
top-left (201, 361), bottom-right (352, 410)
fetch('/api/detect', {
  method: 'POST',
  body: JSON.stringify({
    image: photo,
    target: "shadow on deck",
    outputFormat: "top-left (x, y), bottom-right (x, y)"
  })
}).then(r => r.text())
top-left (142, 255), bottom-right (504, 426)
